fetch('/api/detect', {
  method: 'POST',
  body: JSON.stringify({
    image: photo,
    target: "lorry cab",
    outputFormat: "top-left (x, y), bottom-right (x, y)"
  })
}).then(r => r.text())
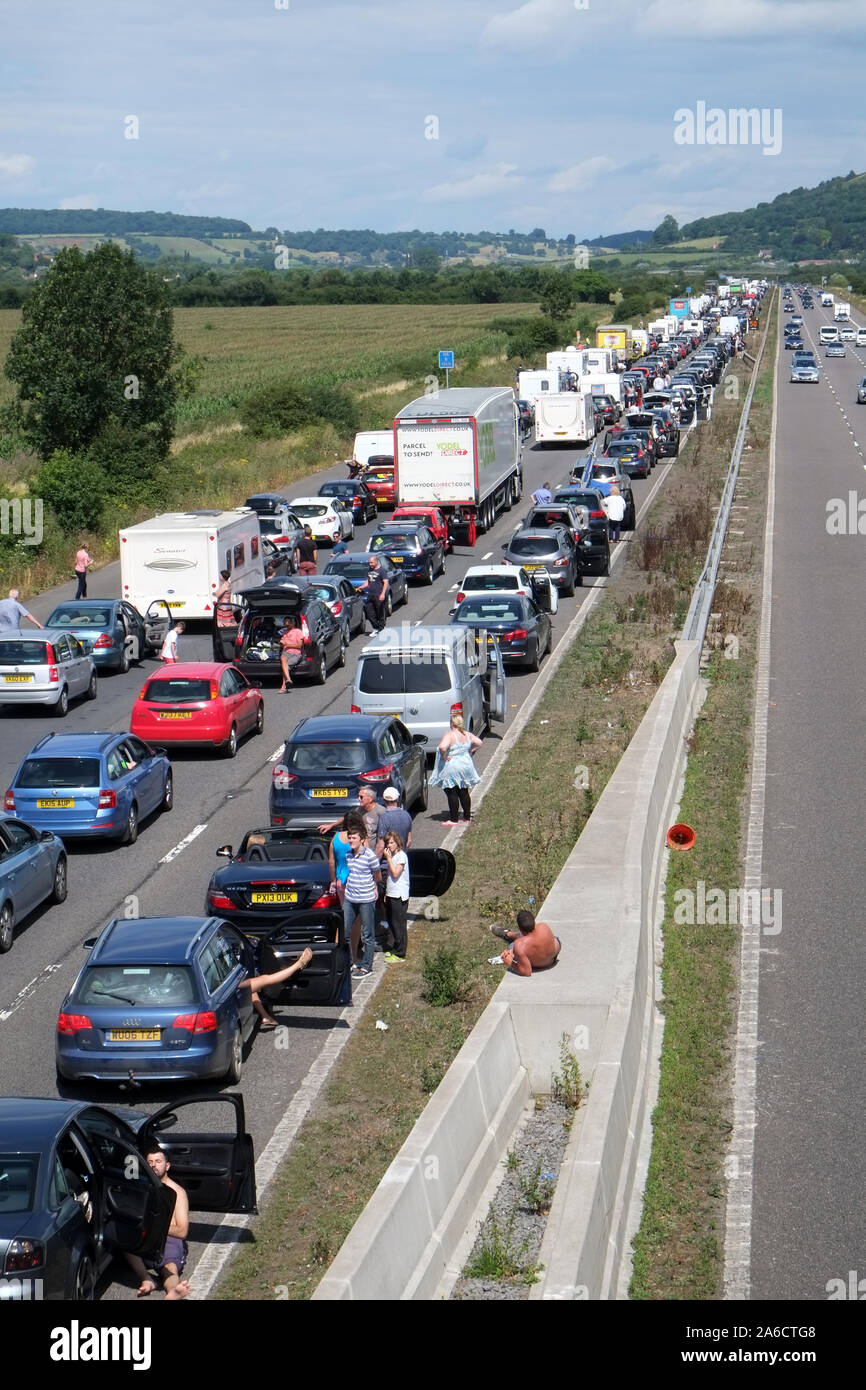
top-left (351, 625), bottom-right (506, 744)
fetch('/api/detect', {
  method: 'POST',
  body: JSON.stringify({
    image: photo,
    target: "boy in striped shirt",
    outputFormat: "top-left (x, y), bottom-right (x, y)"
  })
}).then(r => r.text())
top-left (344, 827), bottom-right (382, 978)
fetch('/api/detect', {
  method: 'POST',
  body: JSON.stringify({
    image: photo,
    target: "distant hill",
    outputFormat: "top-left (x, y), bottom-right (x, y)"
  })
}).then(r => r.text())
top-left (581, 229), bottom-right (654, 249)
top-left (0, 208), bottom-right (251, 237)
top-left (679, 171), bottom-right (866, 259)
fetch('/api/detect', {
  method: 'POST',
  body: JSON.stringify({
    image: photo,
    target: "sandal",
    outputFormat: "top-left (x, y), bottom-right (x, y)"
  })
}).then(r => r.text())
top-left (259, 1019), bottom-right (279, 1031)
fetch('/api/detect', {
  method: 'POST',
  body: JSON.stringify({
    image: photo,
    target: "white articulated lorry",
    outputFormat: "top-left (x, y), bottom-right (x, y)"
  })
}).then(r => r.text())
top-left (535, 390), bottom-right (597, 446)
top-left (394, 386), bottom-right (522, 546)
top-left (119, 510), bottom-right (266, 620)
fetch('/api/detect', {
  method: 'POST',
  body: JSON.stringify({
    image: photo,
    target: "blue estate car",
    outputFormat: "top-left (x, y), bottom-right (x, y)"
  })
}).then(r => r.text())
top-left (0, 1095), bottom-right (256, 1299)
top-left (43, 599), bottom-right (172, 673)
top-left (0, 812), bottom-right (67, 954)
top-left (4, 732), bottom-right (172, 845)
top-left (56, 916), bottom-right (259, 1083)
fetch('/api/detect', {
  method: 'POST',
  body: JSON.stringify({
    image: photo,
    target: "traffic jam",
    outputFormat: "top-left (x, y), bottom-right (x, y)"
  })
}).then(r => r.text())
top-left (0, 286), bottom-right (762, 1300)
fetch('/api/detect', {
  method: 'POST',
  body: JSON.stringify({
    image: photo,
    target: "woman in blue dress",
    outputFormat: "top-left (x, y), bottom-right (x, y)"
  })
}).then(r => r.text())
top-left (430, 713), bottom-right (482, 825)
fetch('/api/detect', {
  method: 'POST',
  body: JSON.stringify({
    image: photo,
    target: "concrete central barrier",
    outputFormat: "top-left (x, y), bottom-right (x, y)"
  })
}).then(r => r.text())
top-left (314, 640), bottom-right (702, 1300)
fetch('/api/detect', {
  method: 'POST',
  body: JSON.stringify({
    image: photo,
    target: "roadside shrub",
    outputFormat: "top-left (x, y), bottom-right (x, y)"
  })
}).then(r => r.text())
top-left (240, 379), bottom-right (358, 439)
top-left (421, 944), bottom-right (474, 1007)
top-left (88, 419), bottom-right (165, 506)
top-left (33, 450), bottom-right (105, 532)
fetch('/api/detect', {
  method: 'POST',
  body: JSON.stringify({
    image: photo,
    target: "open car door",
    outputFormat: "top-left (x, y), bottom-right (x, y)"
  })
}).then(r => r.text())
top-left (75, 1108), bottom-right (176, 1262)
top-left (485, 639), bottom-right (507, 724)
top-left (212, 599), bottom-right (242, 662)
top-left (406, 847), bottom-right (456, 899)
top-left (140, 1093), bottom-right (257, 1215)
top-left (530, 569), bottom-right (557, 613)
top-left (144, 599), bottom-right (173, 653)
top-left (259, 908), bottom-right (352, 1007)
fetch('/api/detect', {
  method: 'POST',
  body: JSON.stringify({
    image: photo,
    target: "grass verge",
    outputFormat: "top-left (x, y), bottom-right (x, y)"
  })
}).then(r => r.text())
top-left (212, 326), bottom-right (768, 1301)
top-left (629, 294), bottom-right (778, 1298)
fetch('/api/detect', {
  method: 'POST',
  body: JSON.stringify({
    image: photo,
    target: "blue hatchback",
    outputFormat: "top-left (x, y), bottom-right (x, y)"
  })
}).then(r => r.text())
top-left (4, 732), bottom-right (172, 845)
top-left (56, 915), bottom-right (258, 1083)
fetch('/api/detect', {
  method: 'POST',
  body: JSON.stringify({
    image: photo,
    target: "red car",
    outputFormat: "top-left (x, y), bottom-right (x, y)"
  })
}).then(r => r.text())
top-left (391, 503), bottom-right (453, 552)
top-left (130, 662), bottom-right (264, 758)
top-left (362, 457), bottom-right (396, 508)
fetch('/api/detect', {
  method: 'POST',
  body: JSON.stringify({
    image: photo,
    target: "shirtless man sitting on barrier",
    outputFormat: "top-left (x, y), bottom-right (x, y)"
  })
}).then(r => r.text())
top-left (490, 911), bottom-right (561, 976)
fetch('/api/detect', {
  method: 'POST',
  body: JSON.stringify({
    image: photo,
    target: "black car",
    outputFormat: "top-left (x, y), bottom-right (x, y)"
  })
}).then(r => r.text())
top-left (365, 524), bottom-right (446, 585)
top-left (519, 503), bottom-right (595, 574)
top-left (500, 526), bottom-right (581, 596)
top-left (551, 486), bottom-right (611, 575)
top-left (206, 826), bottom-right (455, 942)
top-left (291, 575), bottom-right (365, 644)
top-left (269, 714), bottom-right (430, 827)
top-left (603, 438), bottom-right (652, 480)
top-left (322, 553), bottom-right (410, 614)
top-left (0, 1095), bottom-right (255, 1300)
top-left (317, 479), bottom-right (378, 525)
top-left (784, 335), bottom-right (804, 351)
top-left (213, 578), bottom-right (344, 685)
top-left (451, 593), bottom-right (552, 671)
top-left (627, 409), bottom-right (679, 458)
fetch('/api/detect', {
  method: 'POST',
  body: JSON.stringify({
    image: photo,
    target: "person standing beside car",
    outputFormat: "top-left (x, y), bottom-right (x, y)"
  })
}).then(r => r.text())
top-left (160, 621), bottom-right (184, 663)
top-left (382, 831), bottom-right (410, 963)
top-left (343, 826), bottom-right (382, 978)
top-left (294, 526), bottom-right (318, 576)
top-left (74, 544), bottom-right (93, 599)
top-left (603, 484), bottom-right (626, 543)
top-left (0, 588), bottom-right (42, 630)
top-left (278, 617), bottom-right (305, 690)
top-left (359, 556), bottom-right (389, 632)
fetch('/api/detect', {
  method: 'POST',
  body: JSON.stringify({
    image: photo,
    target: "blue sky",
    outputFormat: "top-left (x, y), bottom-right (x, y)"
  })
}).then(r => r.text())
top-left (1, 0), bottom-right (865, 237)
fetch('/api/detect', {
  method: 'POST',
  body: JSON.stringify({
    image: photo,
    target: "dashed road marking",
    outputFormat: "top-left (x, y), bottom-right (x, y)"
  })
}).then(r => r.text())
top-left (0, 962), bottom-right (65, 1023)
top-left (159, 823), bottom-right (208, 864)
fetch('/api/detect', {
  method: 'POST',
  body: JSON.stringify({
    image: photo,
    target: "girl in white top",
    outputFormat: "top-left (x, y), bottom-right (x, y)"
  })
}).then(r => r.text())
top-left (383, 831), bottom-right (410, 962)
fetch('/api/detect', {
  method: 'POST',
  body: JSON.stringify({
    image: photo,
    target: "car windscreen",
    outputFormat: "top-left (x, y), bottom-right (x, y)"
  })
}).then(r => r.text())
top-left (75, 965), bottom-right (197, 1007)
top-left (370, 533), bottom-right (417, 551)
top-left (291, 504), bottom-right (329, 518)
top-left (326, 561), bottom-right (371, 580)
top-left (0, 640), bottom-right (50, 664)
top-left (463, 574), bottom-right (518, 591)
top-left (358, 656), bottom-right (452, 695)
top-left (47, 607), bottom-right (113, 627)
top-left (592, 466), bottom-right (618, 480)
top-left (605, 443), bottom-right (638, 455)
top-left (285, 741), bottom-right (372, 772)
top-left (304, 584), bottom-right (338, 602)
top-left (455, 598), bottom-right (522, 622)
top-left (0, 1155), bottom-right (39, 1212)
top-left (17, 757), bottom-right (101, 788)
top-left (508, 537), bottom-right (557, 557)
top-left (527, 510), bottom-right (570, 528)
top-left (554, 491), bottom-right (599, 509)
top-left (141, 678), bottom-right (213, 703)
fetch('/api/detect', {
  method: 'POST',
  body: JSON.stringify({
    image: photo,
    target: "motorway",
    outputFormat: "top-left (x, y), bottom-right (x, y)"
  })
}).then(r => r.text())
top-left (0, 398), bottom-right (689, 1299)
top-left (750, 298), bottom-right (866, 1299)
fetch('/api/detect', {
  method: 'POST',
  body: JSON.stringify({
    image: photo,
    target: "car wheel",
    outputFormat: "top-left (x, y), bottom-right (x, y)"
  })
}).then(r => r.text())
top-left (254, 702), bottom-right (264, 736)
top-left (399, 584), bottom-right (409, 608)
top-left (315, 651), bottom-right (327, 685)
top-left (224, 724), bottom-right (239, 758)
top-left (123, 802), bottom-right (139, 844)
top-left (52, 854), bottom-right (68, 903)
top-left (86, 671), bottom-right (98, 701)
top-left (529, 639), bottom-right (540, 673)
top-left (561, 573), bottom-right (575, 598)
top-left (348, 521), bottom-right (355, 540)
top-left (626, 503), bottom-right (636, 531)
top-left (601, 550), bottom-right (611, 577)
top-left (438, 550), bottom-right (446, 576)
top-left (118, 649), bottom-right (130, 675)
top-left (225, 1026), bottom-right (243, 1085)
top-left (423, 560), bottom-right (434, 585)
top-left (162, 770), bottom-right (174, 812)
top-left (384, 594), bottom-right (393, 619)
top-left (0, 902), bottom-right (13, 953)
top-left (54, 686), bottom-right (69, 718)
top-left (337, 636), bottom-right (347, 668)
top-left (412, 767), bottom-right (429, 813)
top-left (70, 1252), bottom-right (96, 1302)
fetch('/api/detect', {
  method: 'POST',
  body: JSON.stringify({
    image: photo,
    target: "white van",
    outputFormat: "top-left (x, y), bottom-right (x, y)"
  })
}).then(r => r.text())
top-left (535, 392), bottom-right (597, 445)
top-left (351, 625), bottom-right (506, 744)
top-left (856, 328), bottom-right (866, 348)
top-left (352, 430), bottom-right (394, 469)
top-left (819, 325), bottom-right (840, 345)
top-left (119, 510), bottom-right (265, 620)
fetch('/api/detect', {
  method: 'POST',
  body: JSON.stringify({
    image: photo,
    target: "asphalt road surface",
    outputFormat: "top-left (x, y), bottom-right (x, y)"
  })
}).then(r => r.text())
top-left (750, 299), bottom-right (866, 1298)
top-left (0, 410), bottom-right (686, 1298)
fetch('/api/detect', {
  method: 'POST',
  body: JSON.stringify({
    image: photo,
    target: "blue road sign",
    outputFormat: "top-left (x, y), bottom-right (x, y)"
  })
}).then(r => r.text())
top-left (438, 350), bottom-right (455, 370)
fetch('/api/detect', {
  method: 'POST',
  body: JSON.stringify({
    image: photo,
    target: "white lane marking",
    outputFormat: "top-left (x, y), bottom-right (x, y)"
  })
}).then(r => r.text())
top-left (0, 962), bottom-right (65, 1022)
top-left (268, 747), bottom-right (283, 762)
top-left (449, 583), bottom-right (458, 591)
top-left (482, 551), bottom-right (493, 559)
top-left (159, 823), bottom-right (208, 865)
top-left (724, 301), bottom-right (779, 1300)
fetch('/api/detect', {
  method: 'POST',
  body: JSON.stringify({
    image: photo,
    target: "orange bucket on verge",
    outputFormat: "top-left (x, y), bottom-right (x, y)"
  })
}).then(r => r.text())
top-left (666, 823), bottom-right (696, 851)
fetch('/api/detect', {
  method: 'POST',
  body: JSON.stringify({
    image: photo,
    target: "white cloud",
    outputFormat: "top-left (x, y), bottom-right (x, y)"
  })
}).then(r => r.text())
top-left (548, 155), bottom-right (616, 193)
top-left (59, 194), bottom-right (98, 209)
top-left (421, 163), bottom-right (523, 202)
top-left (636, 0), bottom-right (865, 40)
top-left (0, 152), bottom-right (35, 177)
top-left (481, 0), bottom-right (574, 50)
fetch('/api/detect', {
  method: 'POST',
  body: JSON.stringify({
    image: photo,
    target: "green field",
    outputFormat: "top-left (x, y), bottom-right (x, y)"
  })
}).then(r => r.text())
top-left (0, 301), bottom-right (542, 426)
top-left (129, 236), bottom-right (234, 264)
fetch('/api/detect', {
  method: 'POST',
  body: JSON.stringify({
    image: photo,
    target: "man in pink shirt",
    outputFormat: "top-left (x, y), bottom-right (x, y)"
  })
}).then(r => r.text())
top-left (74, 544), bottom-right (93, 598)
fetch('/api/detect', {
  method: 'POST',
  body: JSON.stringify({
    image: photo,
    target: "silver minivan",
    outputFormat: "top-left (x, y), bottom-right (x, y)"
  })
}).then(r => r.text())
top-left (351, 624), bottom-right (506, 745)
top-left (0, 629), bottom-right (97, 715)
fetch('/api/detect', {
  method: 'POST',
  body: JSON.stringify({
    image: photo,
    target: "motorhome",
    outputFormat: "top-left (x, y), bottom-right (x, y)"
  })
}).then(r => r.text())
top-left (119, 510), bottom-right (265, 620)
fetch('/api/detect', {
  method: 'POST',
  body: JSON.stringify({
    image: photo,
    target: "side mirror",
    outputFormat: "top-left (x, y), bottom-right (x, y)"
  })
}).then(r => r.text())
top-left (39, 829), bottom-right (56, 842)
top-left (80, 640), bottom-right (93, 655)
top-left (216, 845), bottom-right (233, 858)
top-left (500, 542), bottom-right (508, 550)
top-left (83, 937), bottom-right (97, 949)
top-left (412, 734), bottom-right (429, 745)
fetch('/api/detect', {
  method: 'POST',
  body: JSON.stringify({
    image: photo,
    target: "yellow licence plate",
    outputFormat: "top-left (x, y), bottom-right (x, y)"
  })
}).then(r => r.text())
top-left (166, 601), bottom-right (186, 609)
top-left (3, 674), bottom-right (34, 683)
top-left (37, 798), bottom-right (74, 808)
top-left (160, 711), bottom-right (193, 719)
top-left (390, 555), bottom-right (403, 562)
top-left (311, 787), bottom-right (348, 798)
top-left (251, 891), bottom-right (298, 904)
top-left (108, 1029), bottom-right (161, 1042)
top-left (523, 564), bottom-right (545, 571)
